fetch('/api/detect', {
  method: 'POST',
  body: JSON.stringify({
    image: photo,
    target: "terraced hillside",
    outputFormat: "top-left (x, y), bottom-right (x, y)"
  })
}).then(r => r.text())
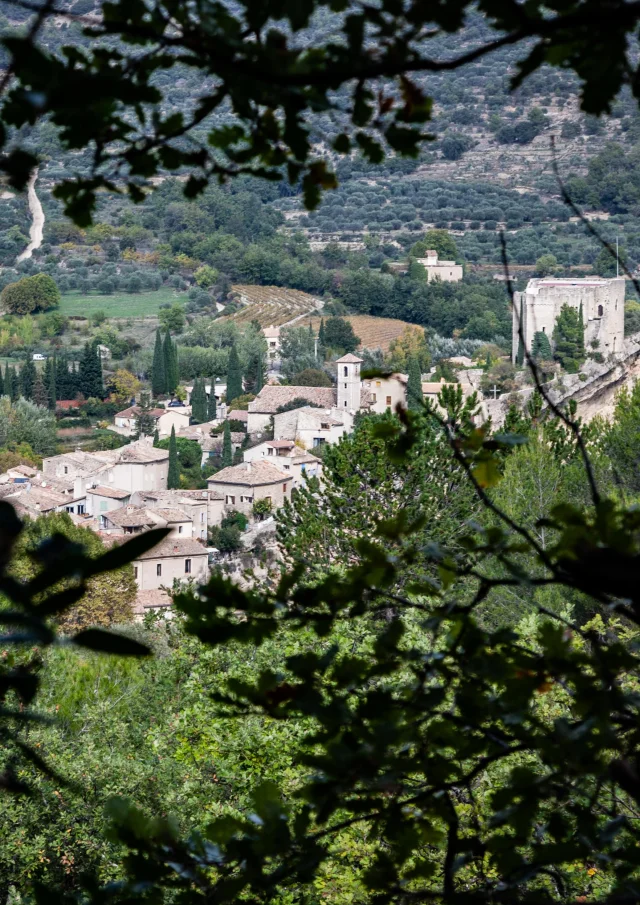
top-left (226, 285), bottom-right (324, 327)
top-left (301, 314), bottom-right (417, 352)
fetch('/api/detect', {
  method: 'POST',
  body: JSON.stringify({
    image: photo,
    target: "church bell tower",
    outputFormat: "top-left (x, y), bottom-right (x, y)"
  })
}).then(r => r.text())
top-left (336, 353), bottom-right (363, 412)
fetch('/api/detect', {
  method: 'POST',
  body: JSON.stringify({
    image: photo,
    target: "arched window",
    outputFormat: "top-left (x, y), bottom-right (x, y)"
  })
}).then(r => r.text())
top-left (343, 366), bottom-right (348, 377)
top-left (598, 304), bottom-right (604, 317)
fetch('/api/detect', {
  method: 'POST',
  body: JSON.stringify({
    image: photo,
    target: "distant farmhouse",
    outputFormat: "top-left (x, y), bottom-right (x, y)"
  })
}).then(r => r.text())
top-left (512, 277), bottom-right (625, 363)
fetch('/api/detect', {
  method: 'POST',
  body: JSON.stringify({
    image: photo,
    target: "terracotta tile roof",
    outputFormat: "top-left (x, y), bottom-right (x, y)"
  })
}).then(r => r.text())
top-left (263, 325), bottom-right (281, 339)
top-left (291, 451), bottom-right (322, 464)
top-left (201, 432), bottom-right (244, 452)
top-left (115, 406), bottom-right (164, 419)
top-left (55, 399), bottom-right (81, 410)
top-left (208, 461), bottom-right (293, 487)
top-left (15, 487), bottom-right (68, 512)
top-left (336, 353), bottom-right (364, 363)
top-left (88, 485), bottom-right (131, 500)
top-left (268, 440), bottom-right (295, 449)
top-left (148, 507), bottom-right (193, 523)
top-left (135, 537), bottom-right (208, 560)
top-left (9, 465), bottom-right (37, 477)
top-left (133, 589), bottom-right (172, 615)
top-left (227, 409), bottom-right (248, 421)
top-left (104, 506), bottom-right (156, 528)
top-left (248, 385), bottom-right (335, 414)
top-left (117, 442), bottom-right (169, 463)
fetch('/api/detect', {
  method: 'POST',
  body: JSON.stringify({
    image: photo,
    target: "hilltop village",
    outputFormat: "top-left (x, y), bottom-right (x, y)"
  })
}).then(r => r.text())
top-left (0, 270), bottom-right (627, 615)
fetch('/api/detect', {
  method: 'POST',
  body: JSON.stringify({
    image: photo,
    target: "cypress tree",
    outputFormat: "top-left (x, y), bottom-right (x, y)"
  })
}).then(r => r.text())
top-left (222, 419), bottom-right (233, 468)
top-left (0, 363), bottom-right (5, 397)
top-left (531, 331), bottom-right (553, 360)
top-left (516, 299), bottom-right (525, 367)
top-left (233, 446), bottom-right (243, 465)
top-left (79, 343), bottom-right (96, 397)
top-left (226, 345), bottom-right (242, 406)
top-left (255, 352), bottom-right (264, 394)
top-left (151, 328), bottom-right (165, 396)
top-left (167, 425), bottom-right (180, 489)
top-left (318, 318), bottom-right (326, 346)
top-left (55, 356), bottom-right (69, 400)
top-left (407, 356), bottom-right (423, 411)
top-left (48, 354), bottom-right (57, 409)
top-left (191, 377), bottom-right (207, 423)
top-left (9, 366), bottom-right (19, 402)
top-left (153, 428), bottom-right (160, 447)
top-left (33, 373), bottom-right (47, 408)
top-left (578, 302), bottom-right (585, 356)
top-left (164, 332), bottom-right (179, 395)
top-left (95, 344), bottom-right (104, 399)
top-left (4, 365), bottom-right (12, 401)
top-left (208, 380), bottom-right (217, 421)
top-left (21, 355), bottom-right (36, 400)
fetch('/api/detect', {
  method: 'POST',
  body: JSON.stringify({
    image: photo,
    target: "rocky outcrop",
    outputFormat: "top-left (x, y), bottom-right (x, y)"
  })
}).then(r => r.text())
top-left (482, 336), bottom-right (640, 428)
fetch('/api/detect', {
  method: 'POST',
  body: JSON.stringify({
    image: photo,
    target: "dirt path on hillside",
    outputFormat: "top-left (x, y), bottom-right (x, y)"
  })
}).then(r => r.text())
top-left (17, 169), bottom-right (44, 263)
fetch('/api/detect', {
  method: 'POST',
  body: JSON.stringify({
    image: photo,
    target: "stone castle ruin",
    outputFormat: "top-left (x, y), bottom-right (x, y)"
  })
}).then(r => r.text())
top-left (512, 277), bottom-right (625, 364)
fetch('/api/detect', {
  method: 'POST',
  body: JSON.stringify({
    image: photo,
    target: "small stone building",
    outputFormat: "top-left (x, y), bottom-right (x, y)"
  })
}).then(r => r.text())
top-left (132, 537), bottom-right (209, 591)
top-left (207, 460), bottom-right (293, 515)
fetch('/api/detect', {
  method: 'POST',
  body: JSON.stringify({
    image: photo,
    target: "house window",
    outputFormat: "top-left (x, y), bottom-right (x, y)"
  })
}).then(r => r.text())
top-left (376, 381), bottom-right (381, 387)
top-left (64, 466), bottom-right (68, 475)
top-left (313, 438), bottom-right (326, 447)
top-left (200, 512), bottom-right (205, 523)
top-left (226, 495), bottom-right (235, 505)
top-left (268, 447), bottom-right (273, 455)
top-left (156, 563), bottom-right (162, 577)
top-left (343, 366), bottom-right (348, 376)
top-left (100, 516), bottom-right (107, 529)
top-left (185, 559), bottom-right (191, 574)
top-left (283, 483), bottom-right (288, 492)
top-left (598, 304), bottom-right (604, 316)
top-left (283, 464), bottom-right (290, 470)
top-left (134, 566), bottom-right (138, 579)
top-left (77, 505), bottom-right (85, 515)
top-left (344, 400), bottom-right (347, 407)
top-left (386, 396), bottom-right (392, 406)
top-left (66, 506), bottom-right (73, 513)
top-left (344, 383), bottom-right (347, 389)
top-left (100, 501), bottom-right (107, 512)
top-left (371, 394), bottom-right (377, 403)
top-left (178, 525), bottom-right (183, 534)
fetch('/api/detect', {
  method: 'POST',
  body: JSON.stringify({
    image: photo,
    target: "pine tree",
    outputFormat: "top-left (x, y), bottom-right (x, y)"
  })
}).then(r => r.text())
top-left (21, 355), bottom-right (36, 400)
top-left (208, 381), bottom-right (217, 421)
top-left (168, 425), bottom-right (180, 489)
top-left (151, 328), bottom-right (165, 396)
top-left (222, 420), bottom-right (233, 467)
top-left (33, 373), bottom-right (47, 408)
top-left (164, 332), bottom-right (179, 395)
top-left (226, 345), bottom-right (242, 406)
top-left (516, 299), bottom-right (525, 367)
top-left (407, 356), bottom-right (423, 411)
top-left (191, 377), bottom-right (207, 423)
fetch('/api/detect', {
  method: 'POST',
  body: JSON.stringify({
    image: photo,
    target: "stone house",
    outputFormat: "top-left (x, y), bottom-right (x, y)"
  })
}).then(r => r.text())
top-left (43, 440), bottom-right (169, 498)
top-left (200, 431), bottom-right (245, 467)
top-left (361, 373), bottom-right (408, 414)
top-left (131, 488), bottom-right (221, 540)
top-left (207, 460), bottom-right (293, 515)
top-left (273, 406), bottom-right (352, 449)
top-left (247, 385), bottom-right (336, 433)
top-left (86, 485), bottom-right (131, 518)
top-left (243, 440), bottom-right (323, 488)
top-left (132, 537), bottom-right (209, 591)
top-left (114, 405), bottom-right (165, 434)
top-left (263, 325), bottom-right (281, 361)
top-left (99, 504), bottom-right (193, 537)
top-left (157, 408), bottom-right (191, 437)
top-left (415, 250), bottom-right (463, 283)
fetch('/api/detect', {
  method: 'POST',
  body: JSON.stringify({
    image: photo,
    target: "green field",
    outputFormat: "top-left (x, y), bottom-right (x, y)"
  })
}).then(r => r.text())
top-left (59, 288), bottom-right (185, 318)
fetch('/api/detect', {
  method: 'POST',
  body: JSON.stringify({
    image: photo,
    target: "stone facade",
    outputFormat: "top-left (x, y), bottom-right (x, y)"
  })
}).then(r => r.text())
top-left (512, 277), bottom-right (625, 363)
top-left (207, 460), bottom-right (293, 515)
top-left (132, 537), bottom-right (209, 591)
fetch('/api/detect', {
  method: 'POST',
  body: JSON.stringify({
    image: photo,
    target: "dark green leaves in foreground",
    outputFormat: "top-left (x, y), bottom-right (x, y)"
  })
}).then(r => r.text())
top-left (0, 509), bottom-right (163, 789)
top-left (1, 0), bottom-right (640, 220)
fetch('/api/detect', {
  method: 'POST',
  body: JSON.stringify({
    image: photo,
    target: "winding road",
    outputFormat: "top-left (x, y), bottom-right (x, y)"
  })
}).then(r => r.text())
top-left (17, 169), bottom-right (44, 263)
